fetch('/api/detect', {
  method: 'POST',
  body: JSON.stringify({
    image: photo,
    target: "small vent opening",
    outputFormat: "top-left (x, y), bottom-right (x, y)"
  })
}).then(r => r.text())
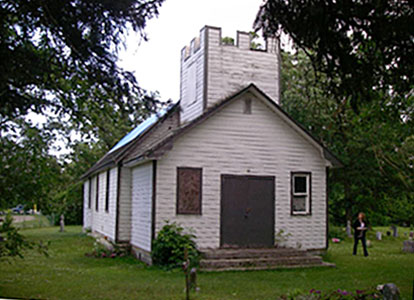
top-left (244, 98), bottom-right (252, 114)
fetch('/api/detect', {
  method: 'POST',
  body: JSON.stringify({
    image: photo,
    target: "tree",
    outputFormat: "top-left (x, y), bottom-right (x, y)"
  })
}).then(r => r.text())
top-left (255, 0), bottom-right (414, 111)
top-left (280, 49), bottom-right (414, 225)
top-left (0, 213), bottom-right (49, 259)
top-left (256, 1), bottom-right (414, 224)
top-left (0, 120), bottom-right (62, 211)
top-left (0, 0), bottom-right (166, 220)
top-left (0, 0), bottom-right (164, 129)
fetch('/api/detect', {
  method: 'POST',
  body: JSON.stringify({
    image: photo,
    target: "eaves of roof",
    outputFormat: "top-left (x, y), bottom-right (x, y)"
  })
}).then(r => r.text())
top-left (80, 102), bottom-right (180, 180)
top-left (126, 84), bottom-right (343, 168)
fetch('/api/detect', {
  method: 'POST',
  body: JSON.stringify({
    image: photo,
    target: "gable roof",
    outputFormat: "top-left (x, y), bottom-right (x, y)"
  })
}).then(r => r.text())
top-left (83, 84), bottom-right (342, 179)
top-left (123, 84), bottom-right (343, 168)
top-left (81, 103), bottom-right (180, 179)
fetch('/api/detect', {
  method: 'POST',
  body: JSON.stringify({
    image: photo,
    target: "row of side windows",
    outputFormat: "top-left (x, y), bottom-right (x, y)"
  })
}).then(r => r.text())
top-left (87, 170), bottom-right (111, 213)
top-left (175, 168), bottom-right (312, 216)
top-left (86, 168), bottom-right (312, 216)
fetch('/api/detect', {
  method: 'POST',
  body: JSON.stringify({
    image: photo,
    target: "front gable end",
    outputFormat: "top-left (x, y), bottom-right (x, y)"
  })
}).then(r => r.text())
top-left (153, 85), bottom-right (336, 250)
top-left (134, 85), bottom-right (340, 169)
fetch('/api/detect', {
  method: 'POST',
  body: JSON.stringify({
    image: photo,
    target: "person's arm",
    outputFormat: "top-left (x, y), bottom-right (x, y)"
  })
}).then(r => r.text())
top-left (353, 221), bottom-right (359, 230)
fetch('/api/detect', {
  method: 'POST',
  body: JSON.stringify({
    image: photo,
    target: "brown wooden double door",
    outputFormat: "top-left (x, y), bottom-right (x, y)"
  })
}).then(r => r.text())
top-left (220, 175), bottom-right (275, 248)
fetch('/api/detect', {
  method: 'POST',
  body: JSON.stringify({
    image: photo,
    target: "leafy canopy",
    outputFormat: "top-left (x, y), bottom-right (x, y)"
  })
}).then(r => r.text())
top-left (0, 0), bottom-right (165, 216)
top-left (0, 0), bottom-right (164, 127)
top-left (255, 0), bottom-right (414, 111)
top-left (281, 49), bottom-right (414, 225)
top-left (256, 0), bottom-right (414, 223)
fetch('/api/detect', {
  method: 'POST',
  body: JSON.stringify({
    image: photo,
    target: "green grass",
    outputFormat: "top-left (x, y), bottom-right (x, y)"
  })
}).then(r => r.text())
top-left (0, 226), bottom-right (413, 300)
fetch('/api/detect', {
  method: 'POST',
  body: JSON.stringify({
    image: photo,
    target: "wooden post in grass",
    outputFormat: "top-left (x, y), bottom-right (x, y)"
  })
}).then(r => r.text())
top-left (346, 220), bottom-right (352, 237)
top-left (59, 214), bottom-right (65, 232)
top-left (391, 225), bottom-right (398, 237)
top-left (183, 248), bottom-right (190, 300)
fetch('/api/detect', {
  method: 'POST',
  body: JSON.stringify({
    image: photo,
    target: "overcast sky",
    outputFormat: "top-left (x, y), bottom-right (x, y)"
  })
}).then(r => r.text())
top-left (119, 0), bottom-right (265, 102)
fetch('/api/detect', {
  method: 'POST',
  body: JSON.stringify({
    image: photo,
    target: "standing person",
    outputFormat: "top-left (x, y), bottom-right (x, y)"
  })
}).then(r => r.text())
top-left (353, 212), bottom-right (369, 256)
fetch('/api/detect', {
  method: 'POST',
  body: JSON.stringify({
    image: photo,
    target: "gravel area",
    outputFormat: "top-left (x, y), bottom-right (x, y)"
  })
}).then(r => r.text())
top-left (12, 215), bottom-right (36, 223)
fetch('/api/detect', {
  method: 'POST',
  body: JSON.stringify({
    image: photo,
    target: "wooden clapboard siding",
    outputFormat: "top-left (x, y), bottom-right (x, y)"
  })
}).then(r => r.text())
top-left (206, 27), bottom-right (279, 109)
top-left (156, 93), bottom-right (327, 250)
top-left (123, 110), bottom-right (179, 163)
top-left (83, 181), bottom-right (91, 229)
top-left (179, 26), bottom-right (280, 125)
top-left (89, 176), bottom-right (96, 232)
top-left (117, 167), bottom-right (131, 242)
top-left (180, 27), bottom-right (206, 124)
top-left (89, 168), bottom-right (118, 241)
top-left (131, 162), bottom-right (153, 252)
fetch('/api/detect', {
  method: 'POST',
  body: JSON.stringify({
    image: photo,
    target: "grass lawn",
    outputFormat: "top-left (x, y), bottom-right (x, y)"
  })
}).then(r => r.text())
top-left (0, 226), bottom-right (413, 300)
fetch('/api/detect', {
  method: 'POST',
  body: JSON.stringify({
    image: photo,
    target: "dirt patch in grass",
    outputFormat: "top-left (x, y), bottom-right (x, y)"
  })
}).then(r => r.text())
top-left (13, 215), bottom-right (36, 223)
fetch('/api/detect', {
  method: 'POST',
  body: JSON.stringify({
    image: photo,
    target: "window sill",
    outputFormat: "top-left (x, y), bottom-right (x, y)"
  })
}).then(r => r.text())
top-left (291, 212), bottom-right (311, 216)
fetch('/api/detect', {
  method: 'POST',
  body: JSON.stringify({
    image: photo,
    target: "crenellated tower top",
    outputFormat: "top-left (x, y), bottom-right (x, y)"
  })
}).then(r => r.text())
top-left (180, 26), bottom-right (280, 124)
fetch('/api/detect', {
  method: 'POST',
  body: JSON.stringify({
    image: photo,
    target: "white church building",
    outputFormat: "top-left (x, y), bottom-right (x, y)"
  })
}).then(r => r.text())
top-left (82, 26), bottom-right (341, 265)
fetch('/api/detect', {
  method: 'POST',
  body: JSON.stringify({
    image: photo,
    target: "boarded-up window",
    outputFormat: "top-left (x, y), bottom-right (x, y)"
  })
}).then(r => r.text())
top-left (105, 170), bottom-right (110, 212)
top-left (177, 168), bottom-right (202, 215)
top-left (291, 172), bottom-right (311, 215)
top-left (95, 175), bottom-right (99, 211)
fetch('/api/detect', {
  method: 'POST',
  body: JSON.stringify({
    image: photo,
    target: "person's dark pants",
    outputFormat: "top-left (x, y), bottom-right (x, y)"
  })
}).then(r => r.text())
top-left (353, 236), bottom-right (368, 256)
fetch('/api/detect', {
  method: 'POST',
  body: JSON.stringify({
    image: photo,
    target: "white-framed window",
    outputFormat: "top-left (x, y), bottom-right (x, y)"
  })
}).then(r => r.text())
top-left (291, 172), bottom-right (311, 215)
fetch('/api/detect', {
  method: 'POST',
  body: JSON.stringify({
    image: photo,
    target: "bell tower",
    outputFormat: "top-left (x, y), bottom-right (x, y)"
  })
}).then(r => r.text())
top-left (180, 26), bottom-right (280, 124)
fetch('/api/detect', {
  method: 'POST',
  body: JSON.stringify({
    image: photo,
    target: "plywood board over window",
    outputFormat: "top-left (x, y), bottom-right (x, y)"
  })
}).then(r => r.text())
top-left (176, 167), bottom-right (202, 215)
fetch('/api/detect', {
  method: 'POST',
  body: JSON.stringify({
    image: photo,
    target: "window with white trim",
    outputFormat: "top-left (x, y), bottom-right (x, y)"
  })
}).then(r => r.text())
top-left (291, 172), bottom-right (311, 215)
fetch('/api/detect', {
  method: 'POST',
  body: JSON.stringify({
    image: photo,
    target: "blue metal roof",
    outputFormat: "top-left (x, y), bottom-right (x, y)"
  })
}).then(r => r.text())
top-left (108, 107), bottom-right (170, 154)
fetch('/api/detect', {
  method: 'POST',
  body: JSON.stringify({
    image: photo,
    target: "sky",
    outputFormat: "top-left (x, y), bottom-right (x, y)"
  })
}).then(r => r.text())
top-left (119, 0), bottom-right (265, 102)
top-left (29, 0), bottom-right (265, 157)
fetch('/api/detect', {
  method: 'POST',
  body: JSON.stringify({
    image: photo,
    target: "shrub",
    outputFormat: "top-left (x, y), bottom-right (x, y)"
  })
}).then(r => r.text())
top-left (0, 213), bottom-right (49, 259)
top-left (151, 221), bottom-right (200, 269)
top-left (328, 225), bottom-right (348, 240)
top-left (85, 238), bottom-right (130, 259)
top-left (275, 229), bottom-right (292, 247)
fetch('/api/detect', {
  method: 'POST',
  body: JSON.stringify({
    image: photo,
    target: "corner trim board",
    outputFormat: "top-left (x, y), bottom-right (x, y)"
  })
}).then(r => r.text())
top-left (326, 167), bottom-right (329, 250)
top-left (115, 165), bottom-right (121, 243)
top-left (151, 160), bottom-right (157, 248)
top-left (203, 27), bottom-right (209, 111)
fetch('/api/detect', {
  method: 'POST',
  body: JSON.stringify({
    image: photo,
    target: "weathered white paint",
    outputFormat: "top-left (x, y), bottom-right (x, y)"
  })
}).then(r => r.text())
top-left (117, 167), bottom-right (131, 242)
top-left (83, 180), bottom-right (91, 229)
top-left (123, 109), bottom-right (180, 163)
top-left (206, 28), bottom-right (279, 108)
top-left (180, 26), bottom-right (280, 124)
top-left (180, 28), bottom-right (206, 124)
top-left (156, 92), bottom-right (327, 250)
top-left (131, 162), bottom-right (153, 252)
top-left (89, 176), bottom-right (96, 231)
top-left (89, 168), bottom-right (118, 241)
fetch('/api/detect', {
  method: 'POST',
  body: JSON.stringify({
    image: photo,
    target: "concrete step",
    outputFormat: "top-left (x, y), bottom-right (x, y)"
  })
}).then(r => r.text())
top-left (199, 247), bottom-right (335, 271)
top-left (202, 248), bottom-right (309, 259)
top-left (200, 256), bottom-right (323, 270)
top-left (201, 262), bottom-right (335, 272)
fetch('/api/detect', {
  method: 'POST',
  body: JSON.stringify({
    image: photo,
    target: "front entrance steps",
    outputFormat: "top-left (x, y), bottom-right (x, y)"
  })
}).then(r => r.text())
top-left (199, 248), bottom-right (335, 272)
